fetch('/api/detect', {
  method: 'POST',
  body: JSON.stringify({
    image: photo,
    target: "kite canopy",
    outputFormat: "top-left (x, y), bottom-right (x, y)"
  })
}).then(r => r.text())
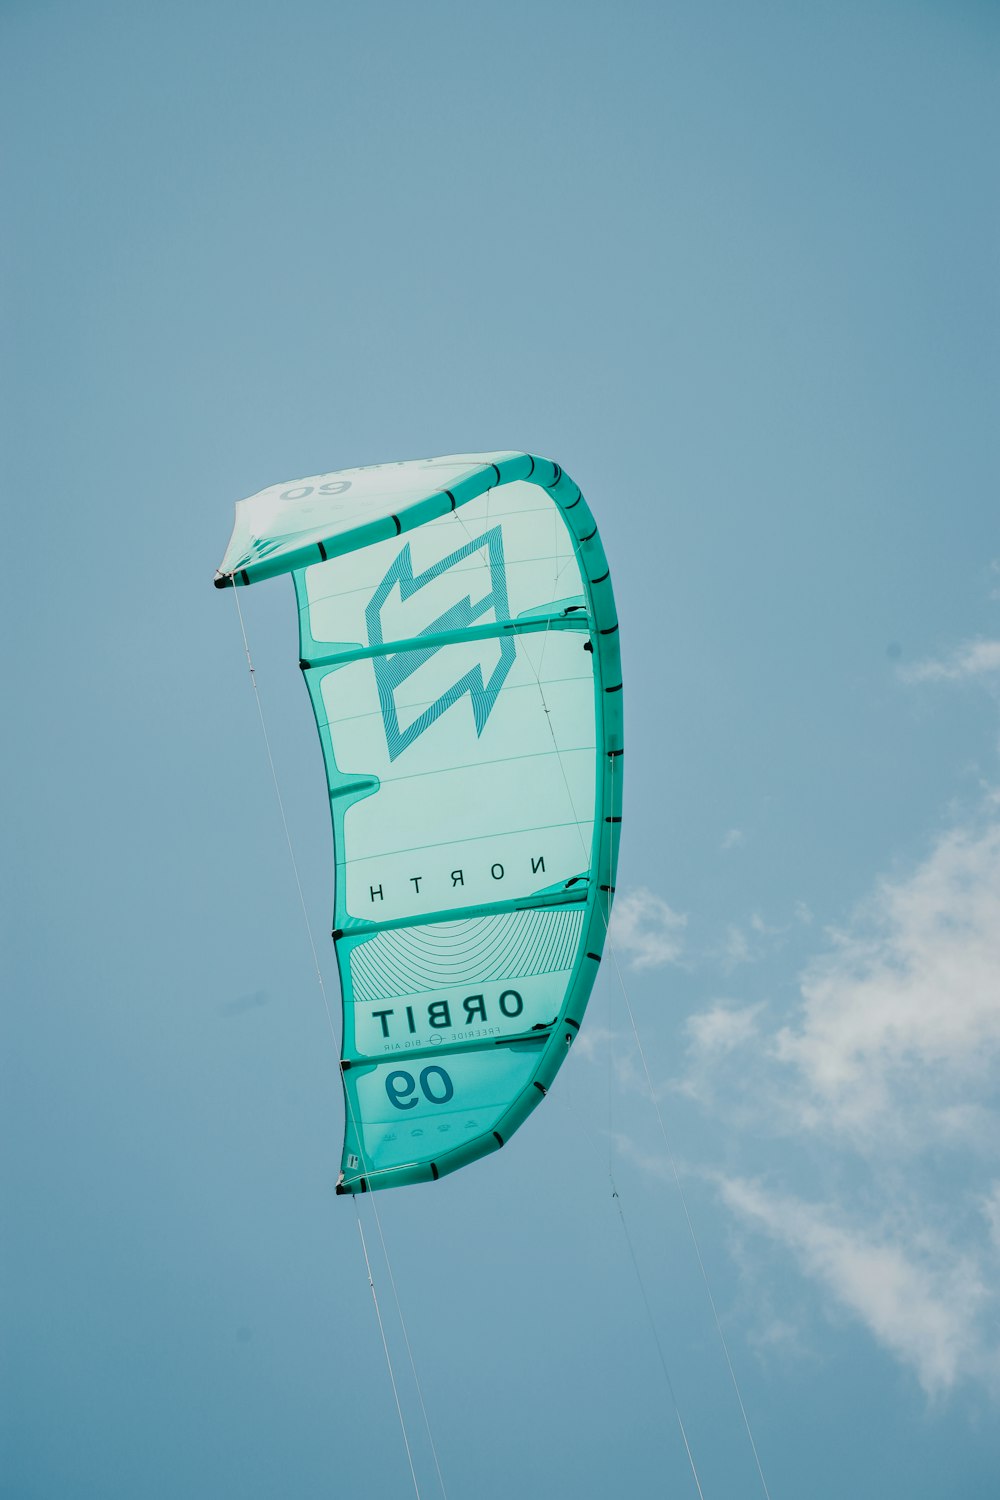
top-left (217, 452), bottom-right (622, 1193)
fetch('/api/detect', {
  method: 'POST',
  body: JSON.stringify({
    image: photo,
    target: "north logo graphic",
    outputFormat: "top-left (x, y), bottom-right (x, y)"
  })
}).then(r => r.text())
top-left (365, 526), bottom-right (516, 761)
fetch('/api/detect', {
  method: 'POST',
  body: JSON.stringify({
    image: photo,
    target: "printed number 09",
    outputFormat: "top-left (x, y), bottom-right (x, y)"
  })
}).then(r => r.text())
top-left (385, 1066), bottom-right (455, 1110)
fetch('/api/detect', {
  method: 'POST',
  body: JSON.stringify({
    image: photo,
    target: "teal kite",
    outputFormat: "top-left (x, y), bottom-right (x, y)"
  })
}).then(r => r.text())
top-left (216, 453), bottom-right (623, 1193)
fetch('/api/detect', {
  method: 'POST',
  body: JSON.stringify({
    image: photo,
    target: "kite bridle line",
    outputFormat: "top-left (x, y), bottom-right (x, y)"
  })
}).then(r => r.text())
top-left (229, 575), bottom-right (447, 1500)
top-left (510, 504), bottom-right (773, 1500)
top-left (508, 548), bottom-right (707, 1500)
top-left (225, 448), bottom-right (772, 1500)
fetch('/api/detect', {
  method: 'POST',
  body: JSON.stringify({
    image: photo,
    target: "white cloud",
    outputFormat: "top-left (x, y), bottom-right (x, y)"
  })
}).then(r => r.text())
top-left (571, 1021), bottom-right (616, 1063)
top-left (724, 924), bottom-right (752, 966)
top-left (751, 1316), bottom-right (810, 1361)
top-left (686, 1003), bottom-right (762, 1055)
top-left (659, 808), bottom-right (1000, 1395)
top-left (722, 827), bottom-right (745, 851)
top-left (721, 912), bottom-right (786, 969)
top-left (902, 639), bottom-right (1000, 683)
top-left (775, 822), bottom-right (1000, 1138)
top-left (610, 887), bottom-right (686, 969)
top-left (933, 1101), bottom-right (1000, 1149)
top-left (754, 820), bottom-right (1000, 1393)
top-left (571, 1025), bottom-right (648, 1099)
top-left (612, 1129), bottom-right (675, 1182)
top-left (720, 1178), bottom-right (991, 1397)
top-left (983, 1184), bottom-right (1000, 1254)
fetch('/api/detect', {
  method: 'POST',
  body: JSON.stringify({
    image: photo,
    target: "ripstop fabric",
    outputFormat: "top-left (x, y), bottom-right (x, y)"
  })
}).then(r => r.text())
top-left (216, 453), bottom-right (622, 1192)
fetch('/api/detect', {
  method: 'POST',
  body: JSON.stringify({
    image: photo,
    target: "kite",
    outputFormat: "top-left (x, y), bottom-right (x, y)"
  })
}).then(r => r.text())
top-left (216, 452), bottom-right (622, 1192)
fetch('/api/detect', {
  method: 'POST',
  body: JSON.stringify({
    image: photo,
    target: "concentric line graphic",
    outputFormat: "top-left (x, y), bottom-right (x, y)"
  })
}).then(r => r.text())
top-left (349, 908), bottom-right (584, 1002)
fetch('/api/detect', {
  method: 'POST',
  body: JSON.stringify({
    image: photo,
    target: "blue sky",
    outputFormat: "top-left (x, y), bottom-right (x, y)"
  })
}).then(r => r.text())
top-left (3, 2), bottom-right (998, 1496)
